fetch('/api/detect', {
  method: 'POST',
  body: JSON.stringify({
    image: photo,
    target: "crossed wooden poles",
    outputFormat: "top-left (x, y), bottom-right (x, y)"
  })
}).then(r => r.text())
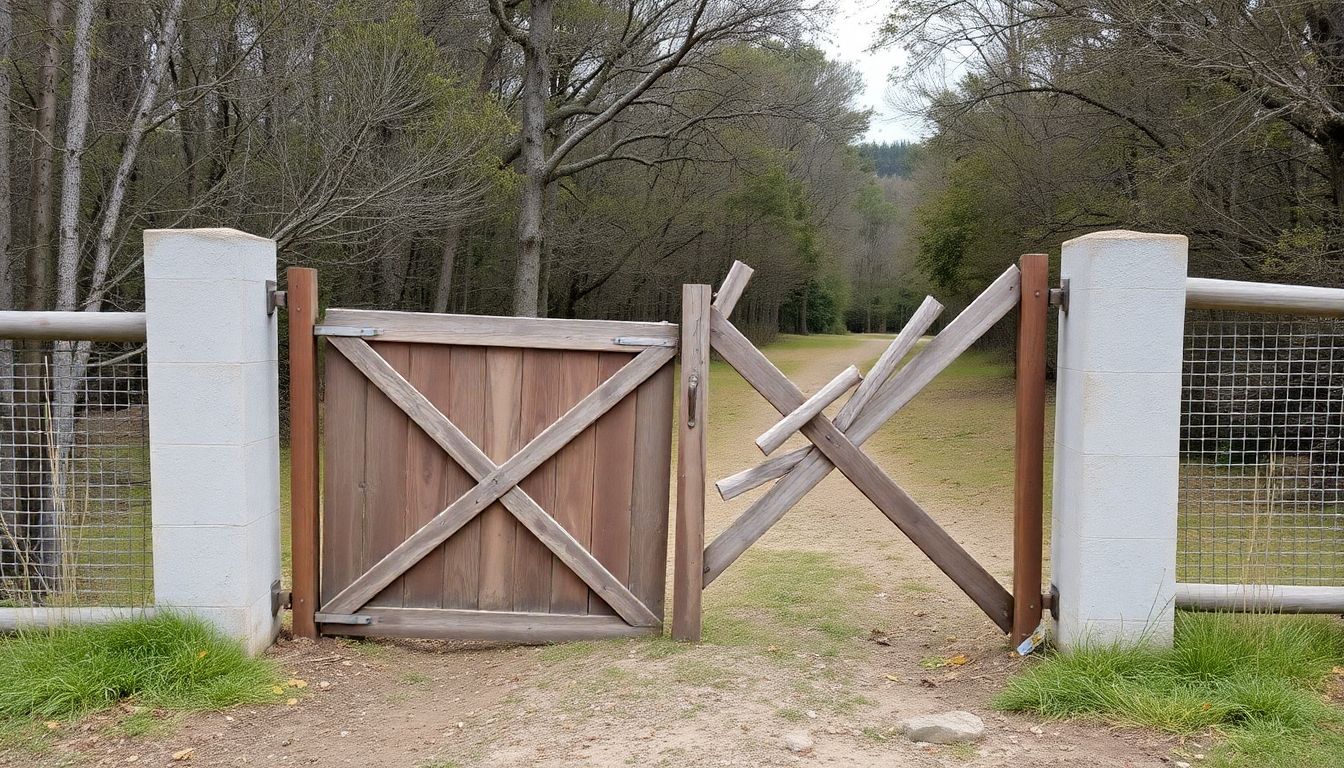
top-left (313, 337), bottom-right (674, 628)
top-left (673, 259), bottom-right (1047, 643)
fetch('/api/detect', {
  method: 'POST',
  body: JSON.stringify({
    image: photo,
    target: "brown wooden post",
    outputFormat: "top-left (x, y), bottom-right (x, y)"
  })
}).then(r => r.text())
top-left (672, 284), bottom-right (710, 642)
top-left (287, 267), bottom-right (321, 639)
top-left (1012, 254), bottom-right (1049, 646)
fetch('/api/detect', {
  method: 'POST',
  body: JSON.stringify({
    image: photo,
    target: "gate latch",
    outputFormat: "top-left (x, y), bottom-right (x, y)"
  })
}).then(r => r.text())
top-left (1048, 278), bottom-right (1070, 315)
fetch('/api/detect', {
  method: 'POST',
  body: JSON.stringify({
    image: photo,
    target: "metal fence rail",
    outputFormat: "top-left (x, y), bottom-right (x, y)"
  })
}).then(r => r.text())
top-left (1, 340), bottom-right (152, 608)
top-left (1178, 308), bottom-right (1344, 596)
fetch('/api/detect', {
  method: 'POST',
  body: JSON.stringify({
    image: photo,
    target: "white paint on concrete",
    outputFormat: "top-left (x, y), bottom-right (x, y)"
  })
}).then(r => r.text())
top-left (144, 228), bottom-right (281, 655)
top-left (1050, 230), bottom-right (1187, 650)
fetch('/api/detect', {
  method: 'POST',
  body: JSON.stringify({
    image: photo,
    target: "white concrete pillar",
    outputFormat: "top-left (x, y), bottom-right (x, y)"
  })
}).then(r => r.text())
top-left (1051, 230), bottom-right (1187, 650)
top-left (144, 228), bottom-right (281, 655)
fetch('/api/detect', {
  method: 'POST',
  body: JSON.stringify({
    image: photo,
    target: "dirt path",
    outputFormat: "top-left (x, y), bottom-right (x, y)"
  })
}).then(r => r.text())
top-left (24, 334), bottom-right (1178, 768)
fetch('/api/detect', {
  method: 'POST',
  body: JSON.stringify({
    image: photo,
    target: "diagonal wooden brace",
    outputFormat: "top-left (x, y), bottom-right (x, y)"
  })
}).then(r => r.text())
top-left (321, 337), bottom-right (670, 625)
top-left (755, 365), bottom-right (861, 455)
top-left (707, 267), bottom-right (1020, 571)
top-left (705, 310), bottom-right (1014, 632)
top-left (718, 295), bottom-right (944, 499)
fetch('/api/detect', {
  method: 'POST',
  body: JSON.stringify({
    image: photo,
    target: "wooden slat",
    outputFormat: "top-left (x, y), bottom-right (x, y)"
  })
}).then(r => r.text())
top-left (550, 352), bottom-right (599, 613)
top-left (712, 261), bottom-right (754, 318)
top-left (589, 352), bottom-right (637, 615)
top-left (513, 350), bottom-right (560, 613)
top-left (442, 346), bottom-right (485, 609)
top-left (704, 265), bottom-right (1022, 569)
top-left (322, 308), bottom-right (677, 351)
top-left (837, 296), bottom-right (943, 429)
top-left (629, 362), bottom-right (674, 618)
top-left (402, 345), bottom-right (453, 608)
top-left (365, 342), bottom-right (412, 608)
top-left (478, 347), bottom-right (523, 611)
top-left (672, 285), bottom-right (711, 642)
top-left (1012, 254), bottom-right (1049, 645)
top-left (705, 311), bottom-right (1014, 633)
top-left (845, 265), bottom-right (1022, 443)
top-left (716, 295), bottom-right (943, 500)
top-left (320, 338), bottom-right (670, 625)
top-left (320, 345), bottom-right (366, 605)
top-left (755, 365), bottom-right (861, 455)
top-left (285, 267), bottom-right (320, 638)
top-left (322, 608), bottom-right (656, 642)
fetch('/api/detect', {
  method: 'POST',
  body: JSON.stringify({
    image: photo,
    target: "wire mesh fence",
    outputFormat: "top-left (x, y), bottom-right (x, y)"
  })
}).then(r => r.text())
top-left (1178, 312), bottom-right (1344, 587)
top-left (0, 341), bottom-right (152, 607)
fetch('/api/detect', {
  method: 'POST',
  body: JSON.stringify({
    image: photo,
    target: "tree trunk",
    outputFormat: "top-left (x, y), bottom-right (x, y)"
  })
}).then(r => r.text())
top-left (432, 227), bottom-right (461, 314)
top-left (0, 0), bottom-right (16, 593)
top-left (511, 0), bottom-right (553, 318)
top-left (25, 0), bottom-right (67, 312)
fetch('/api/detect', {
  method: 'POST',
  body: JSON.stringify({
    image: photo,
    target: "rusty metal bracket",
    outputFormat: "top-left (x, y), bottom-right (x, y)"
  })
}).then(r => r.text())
top-left (270, 580), bottom-right (287, 615)
top-left (1044, 584), bottom-right (1060, 620)
top-left (1048, 278), bottom-right (1070, 315)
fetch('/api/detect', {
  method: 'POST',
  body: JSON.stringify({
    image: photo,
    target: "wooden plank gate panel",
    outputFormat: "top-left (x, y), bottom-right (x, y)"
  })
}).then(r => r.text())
top-left (310, 310), bottom-right (677, 642)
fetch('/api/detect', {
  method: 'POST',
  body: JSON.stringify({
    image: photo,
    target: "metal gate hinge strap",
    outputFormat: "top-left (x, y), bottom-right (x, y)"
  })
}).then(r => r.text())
top-left (267, 281), bottom-right (287, 316)
top-left (314, 326), bottom-right (382, 338)
top-left (314, 612), bottom-right (374, 625)
top-left (614, 336), bottom-right (678, 347)
top-left (1048, 278), bottom-right (1070, 314)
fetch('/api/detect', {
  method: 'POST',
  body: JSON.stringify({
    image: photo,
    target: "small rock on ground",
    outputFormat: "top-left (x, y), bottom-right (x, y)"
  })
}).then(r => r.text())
top-left (900, 711), bottom-right (986, 745)
top-left (782, 731), bottom-right (814, 754)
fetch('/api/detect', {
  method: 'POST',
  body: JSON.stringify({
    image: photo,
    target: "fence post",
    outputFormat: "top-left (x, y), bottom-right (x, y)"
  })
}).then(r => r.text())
top-left (286, 268), bottom-right (320, 639)
top-left (672, 284), bottom-right (710, 642)
top-left (1050, 230), bottom-right (1188, 650)
top-left (1012, 253), bottom-right (1048, 647)
top-left (144, 228), bottom-right (281, 655)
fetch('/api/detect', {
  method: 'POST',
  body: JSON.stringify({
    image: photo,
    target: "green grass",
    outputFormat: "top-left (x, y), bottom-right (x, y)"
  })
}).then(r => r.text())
top-left (0, 614), bottom-right (283, 725)
top-left (995, 612), bottom-right (1344, 767)
top-left (703, 549), bottom-right (873, 657)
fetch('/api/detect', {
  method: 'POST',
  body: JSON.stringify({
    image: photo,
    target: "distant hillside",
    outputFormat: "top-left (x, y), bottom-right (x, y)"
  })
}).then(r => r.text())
top-left (855, 141), bottom-right (920, 178)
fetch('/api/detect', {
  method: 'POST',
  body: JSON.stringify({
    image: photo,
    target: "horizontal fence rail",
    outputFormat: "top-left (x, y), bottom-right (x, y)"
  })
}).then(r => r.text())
top-left (1186, 278), bottom-right (1344, 317)
top-left (1178, 276), bottom-right (1344, 613)
top-left (0, 311), bottom-right (147, 341)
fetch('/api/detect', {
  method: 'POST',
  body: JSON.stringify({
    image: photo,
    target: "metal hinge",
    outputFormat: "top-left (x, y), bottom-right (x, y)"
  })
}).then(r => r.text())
top-left (313, 326), bottom-right (382, 338)
top-left (613, 337), bottom-right (678, 347)
top-left (1048, 278), bottom-right (1070, 315)
top-left (314, 612), bottom-right (374, 625)
top-left (270, 580), bottom-right (288, 615)
top-left (267, 281), bottom-right (287, 316)
top-left (1044, 584), bottom-right (1060, 620)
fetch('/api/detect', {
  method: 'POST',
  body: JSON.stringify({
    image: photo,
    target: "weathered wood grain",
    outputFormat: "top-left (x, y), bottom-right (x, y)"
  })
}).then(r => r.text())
top-left (323, 607), bottom-right (657, 642)
top-left (550, 352), bottom-right (600, 613)
top-left (442, 346), bottom-right (486, 609)
top-left (629, 362), bottom-right (675, 618)
top-left (365, 342), bottom-right (412, 608)
top-left (513, 349), bottom-right (560, 613)
top-left (712, 261), bottom-right (754, 318)
top-left (590, 352), bottom-right (637, 615)
top-left (704, 265), bottom-right (1021, 574)
top-left (285, 268), bottom-right (320, 638)
top-left (755, 364), bottom-right (861, 455)
top-left (320, 337), bottom-right (669, 626)
top-left (672, 285), bottom-right (711, 642)
top-left (322, 308), bottom-right (677, 351)
top-left (402, 344), bottom-right (453, 608)
top-left (703, 310), bottom-right (1014, 633)
top-left (321, 344), bottom-right (367, 605)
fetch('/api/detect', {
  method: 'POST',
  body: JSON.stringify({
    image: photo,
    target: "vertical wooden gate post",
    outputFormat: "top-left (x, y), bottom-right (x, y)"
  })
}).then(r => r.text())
top-left (1012, 253), bottom-right (1049, 646)
top-left (287, 267), bottom-right (321, 639)
top-left (672, 284), bottom-right (711, 642)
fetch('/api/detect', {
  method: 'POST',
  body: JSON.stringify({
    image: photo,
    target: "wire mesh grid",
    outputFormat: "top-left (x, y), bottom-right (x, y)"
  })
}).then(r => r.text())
top-left (0, 342), bottom-right (152, 607)
top-left (1178, 312), bottom-right (1344, 587)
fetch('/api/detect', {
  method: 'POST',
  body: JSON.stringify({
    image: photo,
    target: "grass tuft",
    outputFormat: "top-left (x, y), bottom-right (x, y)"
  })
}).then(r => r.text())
top-left (995, 612), bottom-right (1344, 766)
top-left (0, 613), bottom-right (282, 722)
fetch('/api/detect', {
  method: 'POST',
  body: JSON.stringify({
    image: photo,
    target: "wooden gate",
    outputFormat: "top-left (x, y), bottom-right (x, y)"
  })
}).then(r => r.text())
top-left (672, 257), bottom-right (1050, 647)
top-left (286, 276), bottom-right (676, 642)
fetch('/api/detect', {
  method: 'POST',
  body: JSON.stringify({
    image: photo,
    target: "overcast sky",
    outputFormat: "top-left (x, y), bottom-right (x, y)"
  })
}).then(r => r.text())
top-left (815, 0), bottom-right (926, 143)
